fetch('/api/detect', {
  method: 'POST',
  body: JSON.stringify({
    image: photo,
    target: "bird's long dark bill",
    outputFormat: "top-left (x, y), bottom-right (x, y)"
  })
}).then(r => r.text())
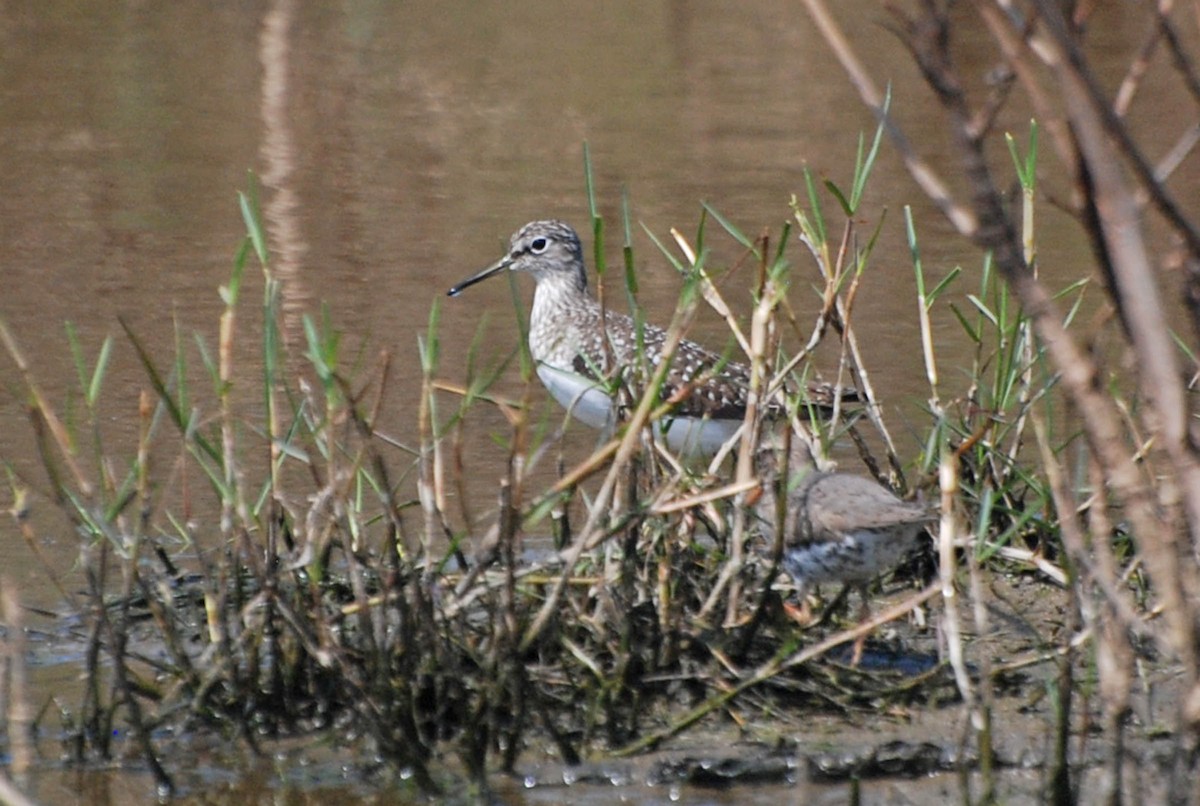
top-left (447, 257), bottom-right (510, 297)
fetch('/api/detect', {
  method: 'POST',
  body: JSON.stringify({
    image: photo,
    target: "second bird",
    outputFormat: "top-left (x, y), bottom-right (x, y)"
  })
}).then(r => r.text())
top-left (754, 436), bottom-right (935, 660)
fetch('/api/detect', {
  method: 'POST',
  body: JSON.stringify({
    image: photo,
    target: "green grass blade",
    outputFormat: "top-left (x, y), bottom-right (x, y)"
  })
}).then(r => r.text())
top-left (238, 178), bottom-right (268, 266)
top-left (583, 142), bottom-right (598, 221)
top-left (701, 203), bottom-right (756, 253)
top-left (802, 167), bottom-right (828, 246)
top-left (948, 302), bottom-right (982, 344)
top-left (87, 336), bottom-right (113, 408)
top-left (927, 265), bottom-right (963, 304)
top-left (823, 179), bottom-right (852, 218)
top-left (119, 316), bottom-right (220, 465)
top-left (621, 187), bottom-right (638, 299)
top-left (849, 83), bottom-right (890, 211)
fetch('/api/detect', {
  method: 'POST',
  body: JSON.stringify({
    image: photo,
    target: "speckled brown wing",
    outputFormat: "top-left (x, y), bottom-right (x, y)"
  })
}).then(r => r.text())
top-left (566, 311), bottom-right (752, 419)
top-left (577, 311), bottom-right (855, 420)
top-left (792, 473), bottom-right (933, 547)
top-left (653, 334), bottom-right (755, 419)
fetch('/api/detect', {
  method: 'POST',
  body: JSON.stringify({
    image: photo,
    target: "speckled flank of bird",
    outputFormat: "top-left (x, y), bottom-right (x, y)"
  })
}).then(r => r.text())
top-left (448, 220), bottom-right (853, 456)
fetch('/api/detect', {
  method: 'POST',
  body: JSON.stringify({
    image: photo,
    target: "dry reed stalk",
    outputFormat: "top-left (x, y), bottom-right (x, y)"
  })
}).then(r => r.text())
top-left (1033, 411), bottom-right (1134, 806)
top-left (724, 233), bottom-right (781, 627)
top-left (6, 487), bottom-right (72, 606)
top-left (0, 775), bottom-right (36, 806)
top-left (0, 319), bottom-right (94, 497)
top-left (520, 289), bottom-right (701, 650)
top-left (806, 0), bottom-right (1200, 795)
top-left (0, 583), bottom-right (31, 783)
top-left (807, 215), bottom-right (904, 481)
top-left (937, 452), bottom-right (972, 713)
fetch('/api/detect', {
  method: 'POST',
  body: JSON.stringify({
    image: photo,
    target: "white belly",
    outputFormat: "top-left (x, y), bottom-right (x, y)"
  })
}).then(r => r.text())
top-left (536, 364), bottom-right (616, 431)
top-left (660, 415), bottom-right (743, 457)
top-left (536, 363), bottom-right (743, 457)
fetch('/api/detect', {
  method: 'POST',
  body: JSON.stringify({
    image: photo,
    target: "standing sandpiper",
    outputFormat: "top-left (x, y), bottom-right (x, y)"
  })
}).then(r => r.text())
top-left (448, 220), bottom-right (849, 456)
top-left (754, 436), bottom-right (934, 658)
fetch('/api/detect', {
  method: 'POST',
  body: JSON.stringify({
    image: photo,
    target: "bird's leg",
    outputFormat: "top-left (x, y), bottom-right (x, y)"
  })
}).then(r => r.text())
top-left (783, 597), bottom-right (814, 626)
top-left (783, 582), bottom-right (815, 626)
top-left (850, 583), bottom-right (872, 666)
top-left (817, 584), bottom-right (852, 627)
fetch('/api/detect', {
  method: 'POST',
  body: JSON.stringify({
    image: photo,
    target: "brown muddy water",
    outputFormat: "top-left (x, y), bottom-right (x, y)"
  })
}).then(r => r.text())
top-left (1, 1), bottom-right (1197, 803)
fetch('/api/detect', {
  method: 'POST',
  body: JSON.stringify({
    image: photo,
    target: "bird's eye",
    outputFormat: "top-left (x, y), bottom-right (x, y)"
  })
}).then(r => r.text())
top-left (529, 237), bottom-right (548, 254)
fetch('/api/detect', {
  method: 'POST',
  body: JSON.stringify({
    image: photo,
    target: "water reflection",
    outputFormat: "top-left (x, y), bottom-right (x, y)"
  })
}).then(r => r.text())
top-left (260, 0), bottom-right (312, 354)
